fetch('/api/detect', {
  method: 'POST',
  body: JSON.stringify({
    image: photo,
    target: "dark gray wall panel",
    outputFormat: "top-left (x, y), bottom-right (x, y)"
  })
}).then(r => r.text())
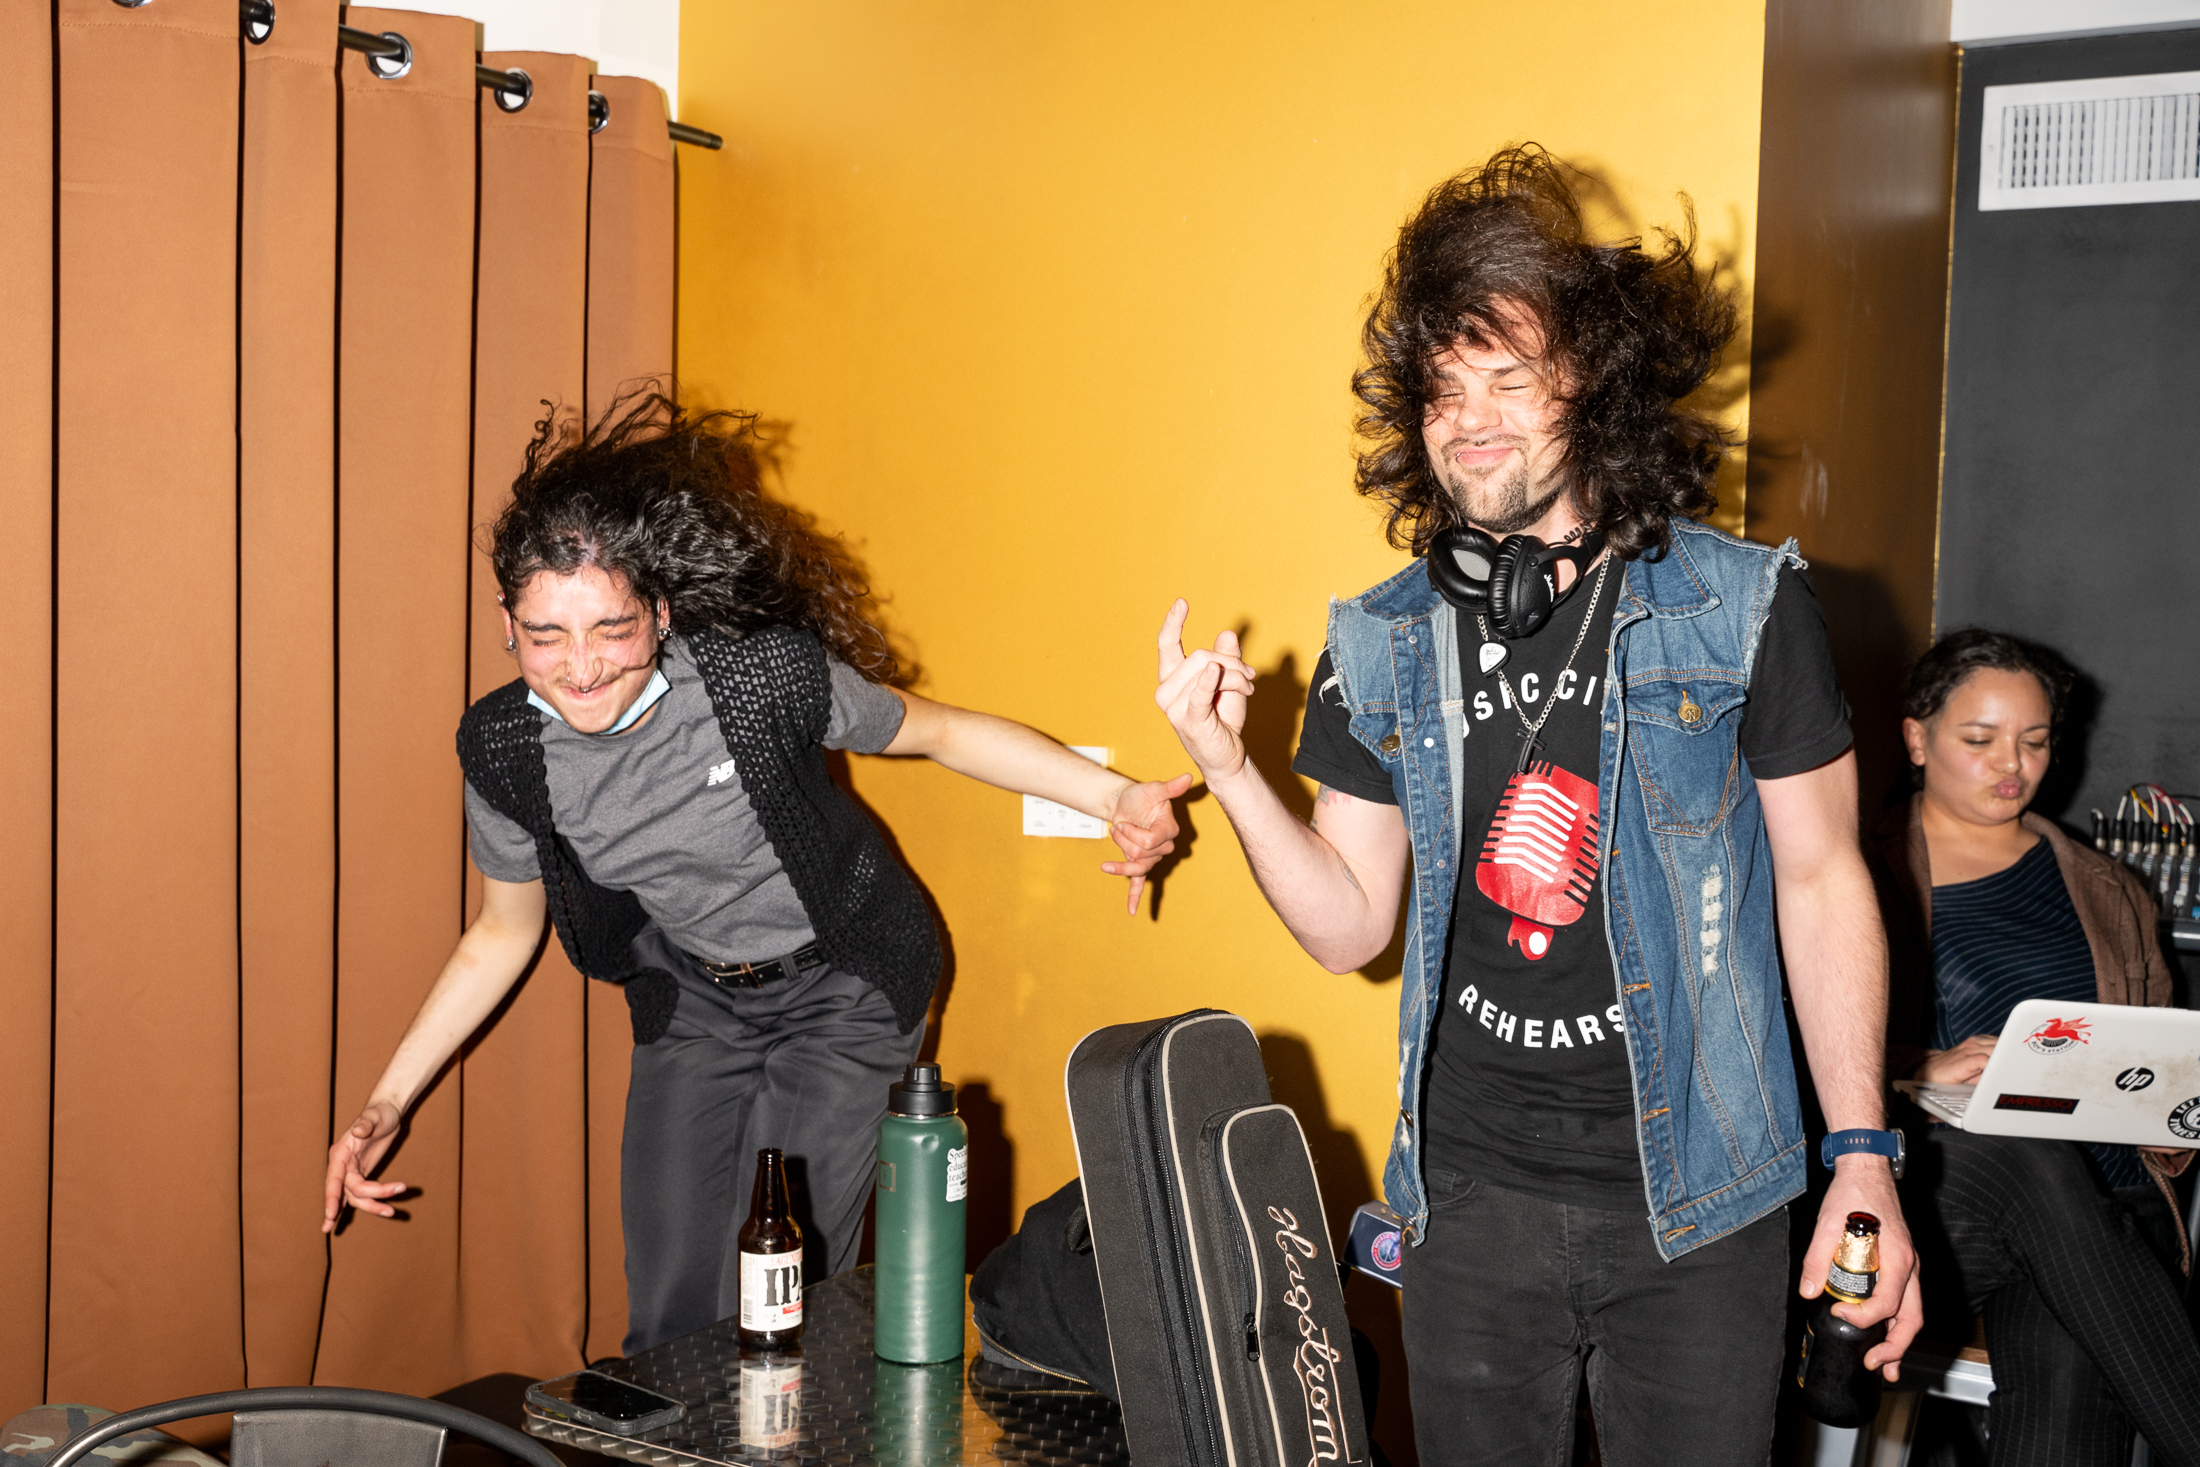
top-left (1940, 29), bottom-right (2200, 823)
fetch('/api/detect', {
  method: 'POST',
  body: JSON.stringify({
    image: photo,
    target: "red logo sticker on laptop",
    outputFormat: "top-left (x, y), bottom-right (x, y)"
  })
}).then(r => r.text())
top-left (2023, 1016), bottom-right (2091, 1055)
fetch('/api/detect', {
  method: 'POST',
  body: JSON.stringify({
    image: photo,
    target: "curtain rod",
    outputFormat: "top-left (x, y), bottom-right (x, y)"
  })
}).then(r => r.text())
top-left (229, 1), bottom-right (723, 149)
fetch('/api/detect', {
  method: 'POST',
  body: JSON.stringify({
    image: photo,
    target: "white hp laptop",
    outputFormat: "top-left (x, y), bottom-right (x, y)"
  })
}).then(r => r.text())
top-left (1894, 999), bottom-right (2200, 1148)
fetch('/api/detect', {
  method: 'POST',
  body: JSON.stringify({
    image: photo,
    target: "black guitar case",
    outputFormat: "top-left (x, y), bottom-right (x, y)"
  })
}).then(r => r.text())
top-left (1065, 1009), bottom-right (1369, 1467)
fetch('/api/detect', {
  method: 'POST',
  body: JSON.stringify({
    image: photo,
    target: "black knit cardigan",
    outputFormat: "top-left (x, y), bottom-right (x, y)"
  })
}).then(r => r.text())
top-left (455, 625), bottom-right (942, 1042)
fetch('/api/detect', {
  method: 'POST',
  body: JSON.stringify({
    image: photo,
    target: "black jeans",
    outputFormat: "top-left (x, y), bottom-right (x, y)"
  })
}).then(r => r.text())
top-left (1904, 1128), bottom-right (2200, 1467)
top-left (619, 927), bottom-right (924, 1355)
top-left (1400, 1169), bottom-right (1789, 1467)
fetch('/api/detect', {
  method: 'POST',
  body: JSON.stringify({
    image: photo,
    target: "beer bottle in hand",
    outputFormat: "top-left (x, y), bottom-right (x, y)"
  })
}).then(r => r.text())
top-left (738, 1148), bottom-right (804, 1351)
top-left (1797, 1212), bottom-right (1888, 1428)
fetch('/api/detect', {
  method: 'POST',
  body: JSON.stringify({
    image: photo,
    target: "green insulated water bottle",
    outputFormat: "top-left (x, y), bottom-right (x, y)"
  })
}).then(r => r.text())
top-left (874, 1063), bottom-right (967, 1363)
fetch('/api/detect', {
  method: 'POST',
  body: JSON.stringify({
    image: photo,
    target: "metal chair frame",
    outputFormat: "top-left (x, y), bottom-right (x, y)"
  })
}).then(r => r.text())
top-left (44, 1386), bottom-right (564, 1467)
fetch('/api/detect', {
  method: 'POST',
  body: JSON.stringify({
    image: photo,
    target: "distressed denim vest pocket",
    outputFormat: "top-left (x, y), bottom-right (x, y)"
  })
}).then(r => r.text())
top-left (1621, 673), bottom-right (1748, 835)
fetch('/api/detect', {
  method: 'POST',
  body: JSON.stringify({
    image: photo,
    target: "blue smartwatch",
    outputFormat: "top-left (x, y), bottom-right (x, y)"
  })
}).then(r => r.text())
top-left (1821, 1128), bottom-right (1905, 1179)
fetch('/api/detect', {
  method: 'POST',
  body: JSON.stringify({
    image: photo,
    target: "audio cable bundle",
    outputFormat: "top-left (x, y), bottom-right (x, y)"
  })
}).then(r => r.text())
top-left (2091, 785), bottom-right (2195, 922)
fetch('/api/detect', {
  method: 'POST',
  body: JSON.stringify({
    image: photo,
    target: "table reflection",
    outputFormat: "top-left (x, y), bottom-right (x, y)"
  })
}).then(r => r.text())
top-left (523, 1267), bottom-right (1130, 1467)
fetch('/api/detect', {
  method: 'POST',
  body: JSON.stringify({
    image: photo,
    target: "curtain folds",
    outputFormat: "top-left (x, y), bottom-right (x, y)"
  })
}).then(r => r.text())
top-left (460, 48), bottom-right (594, 1378)
top-left (52, 0), bottom-right (242, 1413)
top-left (0, 0), bottom-right (57, 1418)
top-left (3, 0), bottom-right (679, 1418)
top-left (238, 0), bottom-right (341, 1392)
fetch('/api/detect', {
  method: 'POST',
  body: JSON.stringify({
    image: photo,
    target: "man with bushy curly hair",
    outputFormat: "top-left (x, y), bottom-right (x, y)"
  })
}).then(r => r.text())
top-left (1156, 147), bottom-right (1919, 1461)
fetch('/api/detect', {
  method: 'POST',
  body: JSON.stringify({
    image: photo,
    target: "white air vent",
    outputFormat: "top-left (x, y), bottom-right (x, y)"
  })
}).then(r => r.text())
top-left (1979, 70), bottom-right (2200, 210)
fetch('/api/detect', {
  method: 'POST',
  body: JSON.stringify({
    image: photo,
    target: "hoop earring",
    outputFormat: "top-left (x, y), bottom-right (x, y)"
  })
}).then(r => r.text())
top-left (504, 637), bottom-right (516, 652)
top-left (657, 623), bottom-right (671, 639)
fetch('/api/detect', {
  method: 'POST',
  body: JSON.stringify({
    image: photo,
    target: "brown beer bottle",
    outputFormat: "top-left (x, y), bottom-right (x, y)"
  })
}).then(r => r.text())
top-left (738, 1148), bottom-right (804, 1351)
top-left (1796, 1212), bottom-right (1888, 1428)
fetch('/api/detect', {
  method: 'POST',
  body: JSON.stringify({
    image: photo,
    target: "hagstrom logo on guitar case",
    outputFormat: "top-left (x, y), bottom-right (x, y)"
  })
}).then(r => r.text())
top-left (1266, 1206), bottom-right (1362, 1466)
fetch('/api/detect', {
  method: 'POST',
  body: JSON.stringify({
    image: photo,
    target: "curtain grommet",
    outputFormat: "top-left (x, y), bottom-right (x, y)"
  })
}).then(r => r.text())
top-left (364, 31), bottom-right (412, 81)
top-left (588, 90), bottom-right (610, 134)
top-left (491, 67), bottom-right (533, 113)
top-left (243, 0), bottom-right (274, 42)
top-left (112, 0), bottom-right (154, 8)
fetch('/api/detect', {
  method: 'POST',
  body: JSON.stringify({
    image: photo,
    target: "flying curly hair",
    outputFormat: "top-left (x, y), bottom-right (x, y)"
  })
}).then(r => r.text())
top-left (490, 389), bottom-right (898, 682)
top-left (1352, 145), bottom-right (1738, 560)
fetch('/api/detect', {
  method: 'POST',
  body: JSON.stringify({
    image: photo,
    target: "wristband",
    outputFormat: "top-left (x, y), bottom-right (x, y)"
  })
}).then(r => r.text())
top-left (1821, 1128), bottom-right (1905, 1180)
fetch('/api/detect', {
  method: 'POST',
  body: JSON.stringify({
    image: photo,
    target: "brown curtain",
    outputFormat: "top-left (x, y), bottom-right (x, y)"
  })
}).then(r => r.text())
top-left (581, 67), bottom-right (679, 1367)
top-left (316, 5), bottom-right (481, 1396)
top-left (239, 0), bottom-right (341, 1391)
top-left (587, 75), bottom-right (677, 403)
top-left (0, 0), bottom-right (57, 1418)
top-left (458, 48), bottom-right (594, 1376)
top-left (51, 0), bottom-right (242, 1415)
top-left (4, 0), bottom-right (679, 1420)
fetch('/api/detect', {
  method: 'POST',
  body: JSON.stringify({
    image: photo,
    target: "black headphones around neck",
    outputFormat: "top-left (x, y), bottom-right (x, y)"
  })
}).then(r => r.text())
top-left (1425, 525), bottom-right (1608, 640)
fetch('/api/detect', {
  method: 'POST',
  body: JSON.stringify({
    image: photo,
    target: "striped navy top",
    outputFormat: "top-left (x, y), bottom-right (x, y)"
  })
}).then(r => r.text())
top-left (1932, 838), bottom-right (2142, 1189)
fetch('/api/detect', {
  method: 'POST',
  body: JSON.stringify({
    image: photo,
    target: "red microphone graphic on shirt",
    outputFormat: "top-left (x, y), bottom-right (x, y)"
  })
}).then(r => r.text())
top-left (1476, 761), bottom-right (1601, 960)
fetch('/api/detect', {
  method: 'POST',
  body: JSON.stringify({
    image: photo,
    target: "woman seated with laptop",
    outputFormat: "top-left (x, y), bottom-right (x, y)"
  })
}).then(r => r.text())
top-left (1872, 629), bottom-right (2199, 1466)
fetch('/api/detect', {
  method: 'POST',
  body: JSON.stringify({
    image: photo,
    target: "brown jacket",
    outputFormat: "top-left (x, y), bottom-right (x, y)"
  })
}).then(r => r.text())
top-left (1868, 795), bottom-right (2192, 1204)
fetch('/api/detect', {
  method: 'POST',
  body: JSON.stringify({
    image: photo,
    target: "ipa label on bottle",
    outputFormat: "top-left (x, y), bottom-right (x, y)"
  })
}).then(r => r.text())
top-left (737, 1147), bottom-right (805, 1348)
top-left (739, 1249), bottom-right (803, 1332)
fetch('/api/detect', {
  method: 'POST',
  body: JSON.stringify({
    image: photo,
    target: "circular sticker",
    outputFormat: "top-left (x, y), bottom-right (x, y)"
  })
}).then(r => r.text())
top-left (2023, 1016), bottom-right (2092, 1055)
top-left (2116, 1066), bottom-right (2156, 1092)
top-left (1371, 1229), bottom-right (1403, 1272)
top-left (2169, 1096), bottom-right (2200, 1142)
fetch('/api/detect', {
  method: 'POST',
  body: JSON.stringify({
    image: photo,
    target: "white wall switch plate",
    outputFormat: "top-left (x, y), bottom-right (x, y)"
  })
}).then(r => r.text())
top-left (1023, 746), bottom-right (1110, 838)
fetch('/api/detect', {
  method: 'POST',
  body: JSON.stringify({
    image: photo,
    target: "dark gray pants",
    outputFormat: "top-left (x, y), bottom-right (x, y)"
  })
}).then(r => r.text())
top-left (621, 928), bottom-right (923, 1355)
top-left (1906, 1129), bottom-right (2200, 1467)
top-left (1400, 1168), bottom-right (1789, 1467)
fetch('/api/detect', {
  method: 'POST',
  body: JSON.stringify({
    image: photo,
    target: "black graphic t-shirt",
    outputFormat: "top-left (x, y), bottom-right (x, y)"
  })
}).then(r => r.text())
top-left (1294, 560), bottom-right (1851, 1207)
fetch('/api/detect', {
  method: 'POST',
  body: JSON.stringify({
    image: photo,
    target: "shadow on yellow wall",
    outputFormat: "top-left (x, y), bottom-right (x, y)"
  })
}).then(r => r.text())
top-left (676, 2), bottom-right (1766, 1452)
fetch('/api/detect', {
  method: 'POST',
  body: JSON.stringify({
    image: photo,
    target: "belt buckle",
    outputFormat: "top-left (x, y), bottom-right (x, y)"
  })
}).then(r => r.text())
top-left (703, 957), bottom-right (764, 989)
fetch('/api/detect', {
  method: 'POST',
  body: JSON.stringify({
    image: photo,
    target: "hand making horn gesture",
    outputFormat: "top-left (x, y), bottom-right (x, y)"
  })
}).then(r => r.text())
top-left (1154, 599), bottom-right (1259, 784)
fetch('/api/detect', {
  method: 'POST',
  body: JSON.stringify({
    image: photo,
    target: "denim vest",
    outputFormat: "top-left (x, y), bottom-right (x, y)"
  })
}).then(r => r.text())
top-left (1323, 521), bottom-right (1807, 1260)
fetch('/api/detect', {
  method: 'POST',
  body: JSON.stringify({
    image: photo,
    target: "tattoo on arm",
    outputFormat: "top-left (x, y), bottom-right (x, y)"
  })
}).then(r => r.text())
top-left (1312, 786), bottom-right (1364, 893)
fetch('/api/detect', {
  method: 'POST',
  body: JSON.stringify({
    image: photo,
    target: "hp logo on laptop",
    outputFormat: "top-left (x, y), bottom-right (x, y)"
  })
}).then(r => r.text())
top-left (2116, 1067), bottom-right (2156, 1092)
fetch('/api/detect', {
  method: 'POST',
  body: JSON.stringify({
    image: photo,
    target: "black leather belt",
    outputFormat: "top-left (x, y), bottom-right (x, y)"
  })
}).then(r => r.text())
top-left (694, 942), bottom-right (823, 990)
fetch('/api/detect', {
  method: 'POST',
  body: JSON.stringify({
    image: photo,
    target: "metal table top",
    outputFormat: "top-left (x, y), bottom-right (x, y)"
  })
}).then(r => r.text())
top-left (524, 1268), bottom-right (1130, 1467)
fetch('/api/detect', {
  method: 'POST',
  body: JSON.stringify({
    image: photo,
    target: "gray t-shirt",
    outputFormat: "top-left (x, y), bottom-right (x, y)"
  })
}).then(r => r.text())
top-left (464, 638), bottom-right (906, 963)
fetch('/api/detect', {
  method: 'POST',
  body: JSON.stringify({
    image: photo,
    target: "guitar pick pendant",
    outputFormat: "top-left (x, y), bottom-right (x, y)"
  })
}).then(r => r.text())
top-left (1479, 642), bottom-right (1508, 674)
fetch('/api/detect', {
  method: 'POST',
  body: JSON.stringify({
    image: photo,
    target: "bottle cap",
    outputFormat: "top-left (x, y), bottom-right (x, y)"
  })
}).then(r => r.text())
top-left (888, 1062), bottom-right (958, 1117)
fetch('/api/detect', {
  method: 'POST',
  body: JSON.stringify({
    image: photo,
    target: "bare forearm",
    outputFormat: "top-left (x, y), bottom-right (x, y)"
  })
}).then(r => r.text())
top-left (1781, 855), bottom-right (1891, 1132)
top-left (1207, 764), bottom-right (1399, 971)
top-left (367, 913), bottom-right (542, 1113)
top-left (891, 696), bottom-right (1130, 820)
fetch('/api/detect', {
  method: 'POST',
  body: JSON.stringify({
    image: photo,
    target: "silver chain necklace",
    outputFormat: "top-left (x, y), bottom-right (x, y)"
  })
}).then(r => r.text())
top-left (1477, 551), bottom-right (1613, 774)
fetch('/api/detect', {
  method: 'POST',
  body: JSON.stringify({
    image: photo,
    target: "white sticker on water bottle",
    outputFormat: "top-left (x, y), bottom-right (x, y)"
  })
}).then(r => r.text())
top-left (945, 1146), bottom-right (968, 1202)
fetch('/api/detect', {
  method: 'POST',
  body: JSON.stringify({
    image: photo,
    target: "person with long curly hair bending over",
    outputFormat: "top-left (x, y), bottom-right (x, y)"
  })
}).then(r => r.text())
top-left (323, 393), bottom-right (1189, 1354)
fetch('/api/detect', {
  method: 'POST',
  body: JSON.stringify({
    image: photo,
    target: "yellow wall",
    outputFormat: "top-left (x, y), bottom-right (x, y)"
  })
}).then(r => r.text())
top-left (675, 1), bottom-right (1767, 1238)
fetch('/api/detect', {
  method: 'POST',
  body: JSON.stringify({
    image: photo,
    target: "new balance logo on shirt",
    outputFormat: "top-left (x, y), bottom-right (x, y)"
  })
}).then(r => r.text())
top-left (706, 758), bottom-right (738, 787)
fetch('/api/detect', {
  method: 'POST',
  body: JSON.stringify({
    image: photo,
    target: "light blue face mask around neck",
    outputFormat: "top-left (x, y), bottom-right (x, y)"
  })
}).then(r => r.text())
top-left (529, 667), bottom-right (671, 735)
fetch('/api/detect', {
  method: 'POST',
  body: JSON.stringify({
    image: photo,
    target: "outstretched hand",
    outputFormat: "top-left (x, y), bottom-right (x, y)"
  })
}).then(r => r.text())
top-left (1102, 774), bottom-right (1195, 914)
top-left (1155, 599), bottom-right (1257, 782)
top-left (1800, 1161), bottom-right (1922, 1380)
top-left (322, 1100), bottom-right (407, 1234)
